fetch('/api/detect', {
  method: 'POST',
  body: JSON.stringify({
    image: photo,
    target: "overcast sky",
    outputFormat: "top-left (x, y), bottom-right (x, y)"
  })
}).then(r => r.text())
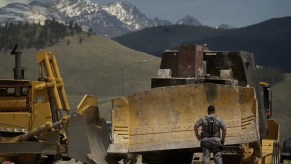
top-left (1, 0), bottom-right (291, 28)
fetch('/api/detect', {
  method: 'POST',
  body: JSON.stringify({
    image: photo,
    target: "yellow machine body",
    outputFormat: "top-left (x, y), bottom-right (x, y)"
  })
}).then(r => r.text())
top-left (261, 120), bottom-right (280, 164)
top-left (0, 51), bottom-right (69, 132)
top-left (0, 51), bottom-right (71, 163)
top-left (0, 81), bottom-right (52, 132)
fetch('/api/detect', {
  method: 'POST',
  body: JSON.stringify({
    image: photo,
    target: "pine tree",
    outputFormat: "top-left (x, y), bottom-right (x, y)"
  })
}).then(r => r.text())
top-left (0, 19), bottom-right (78, 51)
top-left (87, 28), bottom-right (93, 37)
top-left (74, 23), bottom-right (82, 34)
top-left (66, 39), bottom-right (70, 45)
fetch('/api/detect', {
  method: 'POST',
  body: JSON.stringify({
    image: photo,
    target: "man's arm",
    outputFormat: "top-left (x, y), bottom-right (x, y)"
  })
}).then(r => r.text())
top-left (221, 128), bottom-right (227, 144)
top-left (194, 120), bottom-right (202, 141)
top-left (220, 119), bottom-right (227, 144)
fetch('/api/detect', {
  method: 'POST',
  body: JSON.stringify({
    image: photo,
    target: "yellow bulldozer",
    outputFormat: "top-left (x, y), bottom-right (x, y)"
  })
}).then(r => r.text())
top-left (0, 46), bottom-right (69, 163)
top-left (0, 45), bottom-right (111, 164)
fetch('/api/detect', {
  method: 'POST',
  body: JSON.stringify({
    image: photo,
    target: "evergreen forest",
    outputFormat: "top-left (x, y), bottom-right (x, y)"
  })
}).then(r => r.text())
top-left (0, 19), bottom-right (84, 52)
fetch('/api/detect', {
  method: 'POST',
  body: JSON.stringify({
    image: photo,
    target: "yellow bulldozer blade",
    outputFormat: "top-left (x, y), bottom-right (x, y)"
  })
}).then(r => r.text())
top-left (108, 83), bottom-right (260, 153)
top-left (67, 95), bottom-right (115, 164)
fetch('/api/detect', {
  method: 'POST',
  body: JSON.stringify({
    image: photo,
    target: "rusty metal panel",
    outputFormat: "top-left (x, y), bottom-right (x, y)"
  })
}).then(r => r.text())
top-left (177, 45), bottom-right (204, 77)
top-left (160, 45), bottom-right (204, 78)
top-left (110, 84), bottom-right (259, 153)
top-left (193, 45), bottom-right (204, 76)
top-left (160, 51), bottom-right (179, 77)
top-left (177, 45), bottom-right (197, 77)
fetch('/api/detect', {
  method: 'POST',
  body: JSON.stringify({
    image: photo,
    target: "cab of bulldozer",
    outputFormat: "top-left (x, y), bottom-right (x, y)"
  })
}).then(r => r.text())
top-left (0, 79), bottom-right (31, 136)
top-left (151, 44), bottom-right (251, 88)
top-left (0, 79), bottom-right (54, 135)
top-left (0, 50), bottom-right (71, 138)
top-left (0, 79), bottom-right (31, 112)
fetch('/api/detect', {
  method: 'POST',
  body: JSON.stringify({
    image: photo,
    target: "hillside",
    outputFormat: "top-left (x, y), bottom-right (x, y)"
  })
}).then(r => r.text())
top-left (272, 74), bottom-right (291, 138)
top-left (113, 17), bottom-right (291, 72)
top-left (0, 35), bottom-right (160, 119)
top-left (190, 17), bottom-right (291, 72)
top-left (0, 35), bottom-right (160, 96)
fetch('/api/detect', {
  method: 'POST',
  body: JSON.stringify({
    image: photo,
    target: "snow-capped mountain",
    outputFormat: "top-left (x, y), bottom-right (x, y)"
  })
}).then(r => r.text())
top-left (153, 17), bottom-right (172, 26)
top-left (0, 0), bottom-right (154, 37)
top-left (0, 2), bottom-right (63, 25)
top-left (51, 0), bottom-right (97, 17)
top-left (50, 0), bottom-right (131, 37)
top-left (0, 0), bottom-right (204, 37)
top-left (218, 24), bottom-right (234, 29)
top-left (176, 15), bottom-right (202, 26)
top-left (100, 2), bottom-right (154, 31)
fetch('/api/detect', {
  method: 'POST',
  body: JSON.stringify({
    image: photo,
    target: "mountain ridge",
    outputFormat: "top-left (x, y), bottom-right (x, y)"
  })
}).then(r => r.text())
top-left (176, 15), bottom-right (202, 26)
top-left (0, 0), bottom-right (204, 37)
top-left (113, 16), bottom-right (291, 72)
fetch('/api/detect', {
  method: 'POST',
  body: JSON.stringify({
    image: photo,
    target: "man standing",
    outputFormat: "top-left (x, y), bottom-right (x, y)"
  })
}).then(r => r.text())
top-left (194, 105), bottom-right (227, 164)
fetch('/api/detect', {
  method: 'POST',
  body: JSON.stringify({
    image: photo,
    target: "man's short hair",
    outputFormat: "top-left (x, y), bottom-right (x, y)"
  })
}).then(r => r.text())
top-left (208, 105), bottom-right (215, 113)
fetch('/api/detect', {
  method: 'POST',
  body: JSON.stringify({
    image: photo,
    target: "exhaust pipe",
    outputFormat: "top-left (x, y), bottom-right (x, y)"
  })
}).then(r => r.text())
top-left (11, 44), bottom-right (24, 80)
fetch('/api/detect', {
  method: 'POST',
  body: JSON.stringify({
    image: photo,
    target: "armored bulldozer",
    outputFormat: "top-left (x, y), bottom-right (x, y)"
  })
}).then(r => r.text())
top-left (106, 45), bottom-right (280, 163)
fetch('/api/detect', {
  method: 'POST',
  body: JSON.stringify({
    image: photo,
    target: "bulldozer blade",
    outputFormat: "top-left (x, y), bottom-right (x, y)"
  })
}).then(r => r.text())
top-left (67, 95), bottom-right (115, 164)
top-left (108, 83), bottom-right (260, 153)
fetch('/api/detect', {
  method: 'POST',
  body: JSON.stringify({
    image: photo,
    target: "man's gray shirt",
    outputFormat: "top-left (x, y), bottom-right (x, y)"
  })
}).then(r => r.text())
top-left (195, 114), bottom-right (227, 141)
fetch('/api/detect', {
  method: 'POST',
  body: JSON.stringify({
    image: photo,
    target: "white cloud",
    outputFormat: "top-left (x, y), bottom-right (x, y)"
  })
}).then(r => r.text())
top-left (0, 0), bottom-right (30, 7)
